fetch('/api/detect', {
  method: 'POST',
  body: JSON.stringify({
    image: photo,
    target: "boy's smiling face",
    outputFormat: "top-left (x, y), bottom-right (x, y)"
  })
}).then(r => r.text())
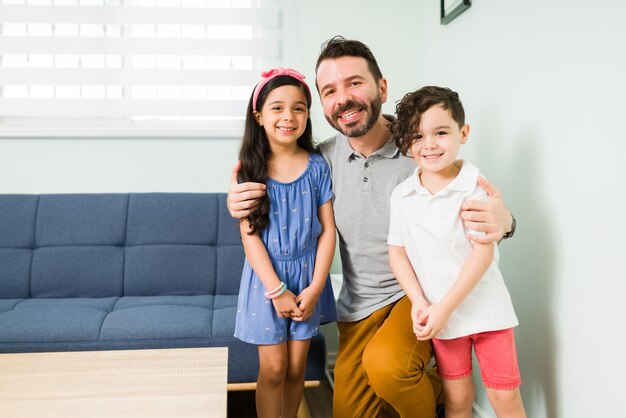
top-left (410, 104), bottom-right (469, 177)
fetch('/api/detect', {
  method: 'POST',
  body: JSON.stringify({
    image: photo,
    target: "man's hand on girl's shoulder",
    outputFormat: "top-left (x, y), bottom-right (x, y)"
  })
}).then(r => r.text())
top-left (227, 160), bottom-right (267, 219)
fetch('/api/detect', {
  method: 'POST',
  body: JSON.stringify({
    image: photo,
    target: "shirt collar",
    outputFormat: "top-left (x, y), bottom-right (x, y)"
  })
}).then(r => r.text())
top-left (400, 160), bottom-right (479, 197)
top-left (375, 135), bottom-right (402, 159)
top-left (337, 114), bottom-right (401, 162)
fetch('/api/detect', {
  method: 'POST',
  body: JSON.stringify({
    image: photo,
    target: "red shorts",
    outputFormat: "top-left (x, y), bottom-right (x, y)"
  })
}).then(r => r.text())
top-left (432, 328), bottom-right (521, 390)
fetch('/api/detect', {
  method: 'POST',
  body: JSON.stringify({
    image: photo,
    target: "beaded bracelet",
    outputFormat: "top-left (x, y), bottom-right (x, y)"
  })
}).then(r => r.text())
top-left (264, 282), bottom-right (287, 299)
top-left (269, 285), bottom-right (287, 299)
top-left (265, 282), bottom-right (284, 296)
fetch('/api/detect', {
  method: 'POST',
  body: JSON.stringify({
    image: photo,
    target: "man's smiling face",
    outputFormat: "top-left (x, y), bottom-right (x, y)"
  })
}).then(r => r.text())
top-left (316, 55), bottom-right (386, 138)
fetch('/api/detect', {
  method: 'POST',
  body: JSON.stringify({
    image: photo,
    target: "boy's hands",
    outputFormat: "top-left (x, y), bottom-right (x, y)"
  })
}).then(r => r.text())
top-left (410, 301), bottom-right (429, 336)
top-left (271, 290), bottom-right (303, 320)
top-left (294, 287), bottom-right (322, 322)
top-left (414, 303), bottom-right (452, 341)
top-left (461, 177), bottom-right (513, 243)
top-left (227, 160), bottom-right (266, 219)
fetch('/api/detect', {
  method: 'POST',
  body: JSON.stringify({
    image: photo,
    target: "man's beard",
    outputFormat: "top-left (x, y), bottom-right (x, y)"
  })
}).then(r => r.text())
top-left (325, 95), bottom-right (382, 138)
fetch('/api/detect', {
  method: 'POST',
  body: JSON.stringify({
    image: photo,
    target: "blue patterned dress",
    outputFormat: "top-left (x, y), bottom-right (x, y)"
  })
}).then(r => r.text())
top-left (234, 153), bottom-right (337, 345)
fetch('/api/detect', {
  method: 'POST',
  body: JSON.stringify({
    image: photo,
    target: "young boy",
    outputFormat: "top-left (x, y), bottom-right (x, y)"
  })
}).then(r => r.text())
top-left (387, 86), bottom-right (527, 418)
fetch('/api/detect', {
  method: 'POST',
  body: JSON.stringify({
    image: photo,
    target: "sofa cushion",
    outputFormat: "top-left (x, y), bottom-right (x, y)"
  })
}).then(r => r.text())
top-left (126, 193), bottom-right (218, 246)
top-left (0, 195), bottom-right (38, 299)
top-left (124, 245), bottom-right (216, 296)
top-left (216, 246), bottom-right (245, 295)
top-left (36, 194), bottom-right (128, 246)
top-left (31, 247), bottom-right (124, 298)
top-left (0, 298), bottom-right (118, 343)
top-left (0, 249), bottom-right (32, 299)
top-left (0, 299), bottom-right (21, 313)
top-left (100, 296), bottom-right (214, 340)
top-left (0, 195), bottom-right (38, 248)
top-left (0, 296), bottom-right (241, 344)
top-left (212, 295), bottom-right (239, 336)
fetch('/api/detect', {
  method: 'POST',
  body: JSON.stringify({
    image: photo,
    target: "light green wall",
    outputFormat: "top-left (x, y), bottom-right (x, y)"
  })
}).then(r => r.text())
top-left (0, 138), bottom-right (239, 193)
top-left (413, 1), bottom-right (626, 417)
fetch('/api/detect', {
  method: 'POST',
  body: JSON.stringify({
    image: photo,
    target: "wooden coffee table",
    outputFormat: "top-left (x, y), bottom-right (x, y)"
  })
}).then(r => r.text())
top-left (0, 347), bottom-right (228, 417)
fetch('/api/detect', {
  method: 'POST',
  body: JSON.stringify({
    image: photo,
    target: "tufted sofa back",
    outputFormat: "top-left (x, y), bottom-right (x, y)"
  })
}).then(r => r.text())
top-left (0, 193), bottom-right (244, 299)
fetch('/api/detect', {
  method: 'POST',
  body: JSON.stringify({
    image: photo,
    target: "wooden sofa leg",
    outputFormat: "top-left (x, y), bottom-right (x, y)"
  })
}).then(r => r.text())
top-left (228, 380), bottom-right (320, 418)
top-left (297, 396), bottom-right (312, 418)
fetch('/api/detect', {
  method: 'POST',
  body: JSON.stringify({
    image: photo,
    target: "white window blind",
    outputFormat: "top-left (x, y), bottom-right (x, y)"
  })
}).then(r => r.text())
top-left (0, 0), bottom-right (282, 137)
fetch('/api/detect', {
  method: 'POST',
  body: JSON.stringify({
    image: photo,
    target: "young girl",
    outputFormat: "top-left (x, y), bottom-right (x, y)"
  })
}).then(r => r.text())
top-left (387, 86), bottom-right (526, 418)
top-left (234, 68), bottom-right (337, 418)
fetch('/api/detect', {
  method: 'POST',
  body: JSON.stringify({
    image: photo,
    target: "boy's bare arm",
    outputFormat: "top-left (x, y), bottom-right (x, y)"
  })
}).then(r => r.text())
top-left (389, 245), bottom-right (431, 335)
top-left (439, 242), bottom-right (494, 315)
top-left (388, 245), bottom-right (428, 307)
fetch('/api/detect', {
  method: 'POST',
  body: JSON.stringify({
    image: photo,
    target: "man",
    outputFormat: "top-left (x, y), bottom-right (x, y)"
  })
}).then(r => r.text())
top-left (228, 36), bottom-right (515, 418)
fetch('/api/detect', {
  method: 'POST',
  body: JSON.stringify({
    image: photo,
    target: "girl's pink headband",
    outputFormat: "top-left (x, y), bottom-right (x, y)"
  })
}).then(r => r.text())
top-left (252, 67), bottom-right (311, 112)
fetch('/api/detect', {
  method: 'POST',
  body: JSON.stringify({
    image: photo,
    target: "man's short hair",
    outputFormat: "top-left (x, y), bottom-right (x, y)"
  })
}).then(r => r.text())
top-left (315, 36), bottom-right (383, 81)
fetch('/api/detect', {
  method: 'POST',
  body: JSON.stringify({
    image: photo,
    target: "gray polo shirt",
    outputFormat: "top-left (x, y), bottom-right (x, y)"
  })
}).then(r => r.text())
top-left (318, 118), bottom-right (415, 322)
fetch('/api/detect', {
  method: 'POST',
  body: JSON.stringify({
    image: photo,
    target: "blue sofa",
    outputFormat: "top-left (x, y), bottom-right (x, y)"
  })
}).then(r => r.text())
top-left (0, 193), bottom-right (326, 384)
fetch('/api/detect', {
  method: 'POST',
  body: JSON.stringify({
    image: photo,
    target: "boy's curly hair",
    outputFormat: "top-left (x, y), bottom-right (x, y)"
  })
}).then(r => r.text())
top-left (391, 86), bottom-right (465, 156)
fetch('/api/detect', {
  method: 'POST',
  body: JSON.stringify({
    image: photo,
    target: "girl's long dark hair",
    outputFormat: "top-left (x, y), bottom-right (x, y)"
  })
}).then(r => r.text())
top-left (238, 75), bottom-right (315, 234)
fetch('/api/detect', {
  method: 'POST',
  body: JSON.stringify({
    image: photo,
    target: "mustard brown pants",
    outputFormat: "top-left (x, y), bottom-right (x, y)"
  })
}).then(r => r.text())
top-left (333, 296), bottom-right (443, 418)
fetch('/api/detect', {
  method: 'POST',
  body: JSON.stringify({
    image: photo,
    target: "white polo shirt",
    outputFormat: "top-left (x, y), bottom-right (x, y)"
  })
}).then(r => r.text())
top-left (387, 160), bottom-right (518, 339)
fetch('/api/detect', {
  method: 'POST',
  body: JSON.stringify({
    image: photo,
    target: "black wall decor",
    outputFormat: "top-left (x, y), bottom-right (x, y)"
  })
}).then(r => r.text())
top-left (441, 0), bottom-right (472, 25)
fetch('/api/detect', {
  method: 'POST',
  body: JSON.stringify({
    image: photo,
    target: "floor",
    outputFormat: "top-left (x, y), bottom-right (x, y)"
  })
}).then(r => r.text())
top-left (227, 376), bottom-right (334, 418)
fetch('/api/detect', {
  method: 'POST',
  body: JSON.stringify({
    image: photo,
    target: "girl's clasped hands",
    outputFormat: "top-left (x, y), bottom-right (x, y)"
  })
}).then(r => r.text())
top-left (271, 287), bottom-right (320, 321)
